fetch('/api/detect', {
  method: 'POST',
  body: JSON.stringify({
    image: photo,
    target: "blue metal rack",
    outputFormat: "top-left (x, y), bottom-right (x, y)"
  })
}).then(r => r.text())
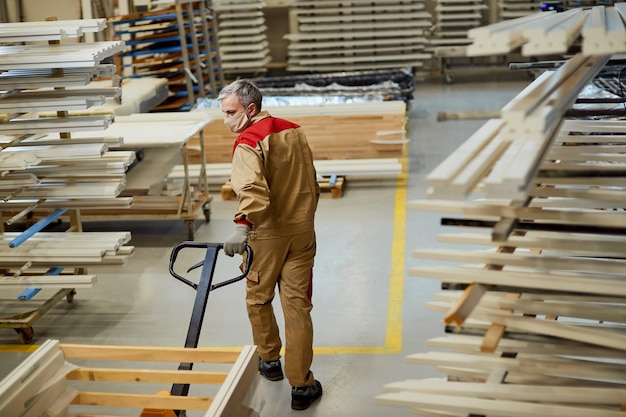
top-left (110, 0), bottom-right (225, 112)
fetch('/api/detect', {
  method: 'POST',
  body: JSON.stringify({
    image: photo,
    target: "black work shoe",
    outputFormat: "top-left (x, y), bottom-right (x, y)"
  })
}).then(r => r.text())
top-left (291, 380), bottom-right (322, 410)
top-left (258, 358), bottom-right (284, 381)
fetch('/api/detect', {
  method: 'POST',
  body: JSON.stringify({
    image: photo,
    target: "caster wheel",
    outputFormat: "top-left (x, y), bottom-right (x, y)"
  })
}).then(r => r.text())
top-left (186, 221), bottom-right (195, 241)
top-left (67, 289), bottom-right (76, 303)
top-left (203, 203), bottom-right (211, 223)
top-left (15, 326), bottom-right (34, 344)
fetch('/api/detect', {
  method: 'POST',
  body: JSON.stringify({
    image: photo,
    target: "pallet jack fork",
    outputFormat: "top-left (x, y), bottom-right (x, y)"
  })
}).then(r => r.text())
top-left (141, 242), bottom-right (252, 417)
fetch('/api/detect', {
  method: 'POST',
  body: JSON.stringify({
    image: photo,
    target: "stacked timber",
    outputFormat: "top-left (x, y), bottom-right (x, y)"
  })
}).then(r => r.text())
top-left (377, 6), bottom-right (626, 416)
top-left (465, 5), bottom-right (626, 57)
top-left (214, 0), bottom-right (271, 76)
top-left (429, 0), bottom-right (487, 49)
top-left (0, 19), bottom-right (134, 342)
top-left (286, 0), bottom-right (432, 72)
top-left (498, 0), bottom-right (548, 20)
top-left (189, 101), bottom-right (408, 163)
top-left (0, 339), bottom-right (260, 417)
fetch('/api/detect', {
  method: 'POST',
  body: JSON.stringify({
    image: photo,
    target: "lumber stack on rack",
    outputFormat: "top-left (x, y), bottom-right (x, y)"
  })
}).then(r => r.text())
top-left (189, 101), bottom-right (408, 163)
top-left (429, 0), bottom-right (487, 49)
top-left (214, 0), bottom-right (271, 76)
top-left (466, 4), bottom-right (626, 56)
top-left (285, 0), bottom-right (432, 72)
top-left (0, 18), bottom-right (136, 344)
top-left (498, 0), bottom-right (548, 20)
top-left (0, 339), bottom-right (261, 417)
top-left (377, 4), bottom-right (626, 416)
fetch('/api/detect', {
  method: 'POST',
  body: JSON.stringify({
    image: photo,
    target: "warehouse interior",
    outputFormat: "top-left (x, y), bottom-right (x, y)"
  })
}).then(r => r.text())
top-left (0, 1), bottom-right (625, 417)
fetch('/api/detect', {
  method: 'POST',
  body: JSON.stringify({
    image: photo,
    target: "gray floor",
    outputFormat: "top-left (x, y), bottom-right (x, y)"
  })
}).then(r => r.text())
top-left (0, 75), bottom-right (530, 416)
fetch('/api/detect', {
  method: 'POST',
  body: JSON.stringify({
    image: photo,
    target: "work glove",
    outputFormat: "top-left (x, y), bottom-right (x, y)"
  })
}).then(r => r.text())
top-left (224, 224), bottom-right (250, 257)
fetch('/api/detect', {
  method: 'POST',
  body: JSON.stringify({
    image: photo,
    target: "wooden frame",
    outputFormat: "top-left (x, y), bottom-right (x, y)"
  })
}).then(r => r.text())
top-left (0, 340), bottom-right (260, 417)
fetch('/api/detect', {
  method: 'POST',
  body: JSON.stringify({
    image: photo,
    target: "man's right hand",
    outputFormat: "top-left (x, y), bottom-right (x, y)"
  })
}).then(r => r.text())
top-left (224, 224), bottom-right (250, 256)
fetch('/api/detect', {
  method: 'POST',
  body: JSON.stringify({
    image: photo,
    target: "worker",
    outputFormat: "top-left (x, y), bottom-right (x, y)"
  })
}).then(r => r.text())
top-left (218, 79), bottom-right (322, 411)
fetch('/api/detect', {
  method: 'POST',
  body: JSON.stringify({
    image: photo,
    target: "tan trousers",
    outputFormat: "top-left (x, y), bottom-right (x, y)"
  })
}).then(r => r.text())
top-left (244, 230), bottom-right (316, 388)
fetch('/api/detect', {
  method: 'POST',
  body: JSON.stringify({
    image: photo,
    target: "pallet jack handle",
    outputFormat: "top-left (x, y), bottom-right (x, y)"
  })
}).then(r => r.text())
top-left (169, 242), bottom-right (253, 291)
top-left (167, 242), bottom-right (253, 407)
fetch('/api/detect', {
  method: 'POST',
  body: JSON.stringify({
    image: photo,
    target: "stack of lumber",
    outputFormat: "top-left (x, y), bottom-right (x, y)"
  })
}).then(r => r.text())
top-left (499, 0), bottom-right (548, 20)
top-left (189, 101), bottom-right (408, 163)
top-left (0, 231), bottom-right (133, 275)
top-left (466, 4), bottom-right (626, 56)
top-left (214, 0), bottom-right (271, 76)
top-left (0, 19), bottom-right (136, 342)
top-left (429, 0), bottom-right (487, 49)
top-left (285, 0), bottom-right (432, 72)
top-left (377, 6), bottom-right (626, 416)
top-left (0, 339), bottom-right (260, 417)
top-left (0, 20), bottom-right (130, 204)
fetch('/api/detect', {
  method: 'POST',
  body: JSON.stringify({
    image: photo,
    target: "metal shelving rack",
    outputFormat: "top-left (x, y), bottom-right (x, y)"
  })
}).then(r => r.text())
top-left (110, 0), bottom-right (225, 111)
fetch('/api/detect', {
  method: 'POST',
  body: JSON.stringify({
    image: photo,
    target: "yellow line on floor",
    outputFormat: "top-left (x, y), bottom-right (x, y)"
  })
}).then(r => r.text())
top-left (385, 159), bottom-right (407, 353)
top-left (0, 160), bottom-right (408, 356)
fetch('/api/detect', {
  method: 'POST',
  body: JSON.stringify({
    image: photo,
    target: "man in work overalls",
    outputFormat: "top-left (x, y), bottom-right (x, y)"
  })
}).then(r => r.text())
top-left (219, 79), bottom-right (322, 411)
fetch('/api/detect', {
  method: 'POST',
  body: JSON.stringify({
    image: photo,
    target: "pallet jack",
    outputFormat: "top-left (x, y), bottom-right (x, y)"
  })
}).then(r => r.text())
top-left (140, 242), bottom-right (252, 417)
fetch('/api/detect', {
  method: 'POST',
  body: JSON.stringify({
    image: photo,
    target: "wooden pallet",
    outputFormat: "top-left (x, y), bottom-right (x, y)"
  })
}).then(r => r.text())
top-left (0, 340), bottom-right (259, 417)
top-left (221, 175), bottom-right (345, 200)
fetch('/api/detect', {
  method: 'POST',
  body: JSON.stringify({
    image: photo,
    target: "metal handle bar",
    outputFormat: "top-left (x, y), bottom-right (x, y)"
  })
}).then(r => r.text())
top-left (168, 242), bottom-right (253, 291)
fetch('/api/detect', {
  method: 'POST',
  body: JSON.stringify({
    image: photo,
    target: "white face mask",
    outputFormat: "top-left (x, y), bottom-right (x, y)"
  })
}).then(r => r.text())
top-left (224, 109), bottom-right (250, 133)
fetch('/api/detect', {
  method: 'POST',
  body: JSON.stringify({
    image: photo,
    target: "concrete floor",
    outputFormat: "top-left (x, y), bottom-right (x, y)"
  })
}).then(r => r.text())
top-left (0, 76), bottom-right (531, 416)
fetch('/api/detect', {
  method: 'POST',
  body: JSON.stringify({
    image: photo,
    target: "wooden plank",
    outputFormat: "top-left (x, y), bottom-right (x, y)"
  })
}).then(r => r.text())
top-left (0, 275), bottom-right (96, 288)
top-left (0, 340), bottom-right (63, 410)
top-left (413, 247), bottom-right (626, 275)
top-left (406, 351), bottom-right (626, 381)
top-left (521, 8), bottom-right (587, 55)
top-left (71, 391), bottom-right (212, 410)
top-left (435, 231), bottom-right (626, 257)
top-left (0, 42), bottom-right (126, 70)
top-left (467, 11), bottom-right (552, 55)
top-left (383, 377), bottom-right (626, 404)
top-left (409, 199), bottom-right (626, 228)
top-left (409, 265), bottom-right (626, 296)
top-left (205, 345), bottom-right (258, 417)
top-left (582, 6), bottom-right (626, 55)
top-left (427, 334), bottom-right (625, 357)
top-left (430, 294), bottom-right (626, 327)
top-left (377, 391), bottom-right (626, 417)
top-left (66, 368), bottom-right (228, 384)
top-left (60, 344), bottom-right (242, 363)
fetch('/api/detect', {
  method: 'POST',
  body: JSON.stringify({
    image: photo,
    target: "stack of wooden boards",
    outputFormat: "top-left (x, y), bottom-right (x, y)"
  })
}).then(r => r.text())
top-left (214, 0), bottom-right (271, 76)
top-left (376, 6), bottom-right (626, 416)
top-left (178, 101), bottom-right (407, 197)
top-left (188, 101), bottom-right (408, 163)
top-left (285, 0), bottom-right (432, 72)
top-left (466, 4), bottom-right (626, 57)
top-left (499, 0), bottom-right (548, 19)
top-left (0, 339), bottom-right (260, 417)
top-left (429, 0), bottom-right (487, 49)
top-left (0, 19), bottom-right (135, 342)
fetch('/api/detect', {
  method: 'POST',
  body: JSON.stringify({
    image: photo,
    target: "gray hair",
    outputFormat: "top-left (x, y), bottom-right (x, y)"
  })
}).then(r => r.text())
top-left (217, 79), bottom-right (263, 112)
